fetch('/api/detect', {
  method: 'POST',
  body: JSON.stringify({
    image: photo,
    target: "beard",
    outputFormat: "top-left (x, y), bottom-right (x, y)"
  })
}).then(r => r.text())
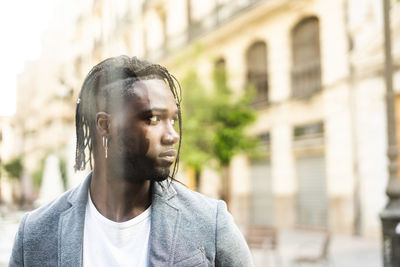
top-left (110, 132), bottom-right (170, 183)
top-left (123, 156), bottom-right (170, 183)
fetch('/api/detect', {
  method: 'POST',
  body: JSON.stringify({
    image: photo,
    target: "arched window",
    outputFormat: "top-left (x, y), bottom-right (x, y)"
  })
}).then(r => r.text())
top-left (246, 41), bottom-right (268, 106)
top-left (291, 17), bottom-right (322, 99)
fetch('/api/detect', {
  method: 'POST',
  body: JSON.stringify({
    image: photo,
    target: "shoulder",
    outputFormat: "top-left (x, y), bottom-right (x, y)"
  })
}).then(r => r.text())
top-left (168, 181), bottom-right (238, 226)
top-left (24, 187), bottom-right (75, 227)
top-left (169, 182), bottom-right (254, 266)
top-left (154, 180), bottom-right (224, 235)
top-left (171, 181), bottom-right (220, 212)
top-left (170, 181), bottom-right (238, 224)
top-left (9, 188), bottom-right (79, 266)
top-left (22, 174), bottom-right (90, 231)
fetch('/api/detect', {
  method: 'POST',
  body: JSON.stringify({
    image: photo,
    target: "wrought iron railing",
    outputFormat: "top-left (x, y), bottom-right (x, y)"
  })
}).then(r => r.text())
top-left (291, 60), bottom-right (322, 99)
top-left (246, 72), bottom-right (269, 108)
top-left (188, 0), bottom-right (263, 40)
top-left (146, 0), bottom-right (265, 61)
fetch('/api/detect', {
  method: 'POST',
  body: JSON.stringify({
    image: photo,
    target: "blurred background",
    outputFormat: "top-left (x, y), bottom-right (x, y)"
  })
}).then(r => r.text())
top-left (1, 0), bottom-right (400, 266)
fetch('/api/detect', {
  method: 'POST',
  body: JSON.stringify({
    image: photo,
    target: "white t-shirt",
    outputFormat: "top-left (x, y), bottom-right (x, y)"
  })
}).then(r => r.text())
top-left (83, 192), bottom-right (151, 267)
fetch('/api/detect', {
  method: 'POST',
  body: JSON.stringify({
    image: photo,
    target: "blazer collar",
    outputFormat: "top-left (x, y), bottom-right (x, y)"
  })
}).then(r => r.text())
top-left (152, 179), bottom-right (177, 201)
top-left (149, 180), bottom-right (181, 266)
top-left (67, 172), bottom-right (92, 206)
top-left (59, 172), bottom-right (91, 266)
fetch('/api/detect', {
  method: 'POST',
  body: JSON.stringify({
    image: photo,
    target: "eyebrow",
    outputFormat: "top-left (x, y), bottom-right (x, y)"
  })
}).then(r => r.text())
top-left (149, 108), bottom-right (168, 113)
top-left (141, 108), bottom-right (178, 115)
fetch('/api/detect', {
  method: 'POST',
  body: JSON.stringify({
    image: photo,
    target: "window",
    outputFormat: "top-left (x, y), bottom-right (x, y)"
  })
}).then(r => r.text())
top-left (291, 17), bottom-right (322, 99)
top-left (293, 122), bottom-right (324, 149)
top-left (294, 122), bottom-right (324, 138)
top-left (246, 41), bottom-right (268, 106)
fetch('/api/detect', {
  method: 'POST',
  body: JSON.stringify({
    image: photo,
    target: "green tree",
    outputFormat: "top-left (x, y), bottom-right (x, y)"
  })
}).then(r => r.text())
top-left (211, 65), bottom-right (258, 205)
top-left (180, 65), bottom-right (258, 204)
top-left (2, 157), bottom-right (23, 180)
top-left (180, 70), bottom-right (214, 186)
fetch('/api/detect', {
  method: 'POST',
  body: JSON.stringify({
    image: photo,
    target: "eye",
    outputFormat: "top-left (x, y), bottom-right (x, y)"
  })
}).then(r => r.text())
top-left (171, 115), bottom-right (179, 126)
top-left (148, 115), bottom-right (160, 125)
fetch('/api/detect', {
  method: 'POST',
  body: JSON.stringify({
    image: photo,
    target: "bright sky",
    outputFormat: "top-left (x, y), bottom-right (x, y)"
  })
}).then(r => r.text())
top-left (0, 0), bottom-right (55, 116)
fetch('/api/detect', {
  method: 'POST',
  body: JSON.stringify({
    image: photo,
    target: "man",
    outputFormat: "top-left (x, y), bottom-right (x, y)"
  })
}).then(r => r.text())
top-left (10, 56), bottom-right (253, 266)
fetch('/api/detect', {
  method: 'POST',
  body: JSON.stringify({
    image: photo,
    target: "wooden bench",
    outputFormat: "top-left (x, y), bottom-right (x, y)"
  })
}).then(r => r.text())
top-left (292, 231), bottom-right (331, 266)
top-left (246, 225), bottom-right (281, 266)
top-left (246, 225), bottom-right (278, 250)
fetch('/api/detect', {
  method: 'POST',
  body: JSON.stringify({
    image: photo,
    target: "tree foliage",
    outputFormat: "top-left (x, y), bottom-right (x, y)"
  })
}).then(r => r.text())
top-left (180, 66), bottom-right (258, 170)
top-left (211, 65), bottom-right (258, 166)
top-left (2, 157), bottom-right (23, 180)
top-left (180, 70), bottom-right (214, 172)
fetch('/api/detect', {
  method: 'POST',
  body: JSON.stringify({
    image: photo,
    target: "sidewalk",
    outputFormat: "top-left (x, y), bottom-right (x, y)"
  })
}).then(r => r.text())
top-left (251, 229), bottom-right (381, 267)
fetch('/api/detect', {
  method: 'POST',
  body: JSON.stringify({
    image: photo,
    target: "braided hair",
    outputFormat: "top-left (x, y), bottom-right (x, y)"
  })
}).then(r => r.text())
top-left (74, 56), bottom-right (182, 180)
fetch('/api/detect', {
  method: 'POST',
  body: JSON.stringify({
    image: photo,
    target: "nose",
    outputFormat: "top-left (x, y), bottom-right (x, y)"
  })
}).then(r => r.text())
top-left (161, 121), bottom-right (179, 145)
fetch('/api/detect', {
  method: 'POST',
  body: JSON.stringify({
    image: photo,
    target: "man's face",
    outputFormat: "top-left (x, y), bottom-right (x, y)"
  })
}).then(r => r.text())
top-left (109, 79), bottom-right (179, 182)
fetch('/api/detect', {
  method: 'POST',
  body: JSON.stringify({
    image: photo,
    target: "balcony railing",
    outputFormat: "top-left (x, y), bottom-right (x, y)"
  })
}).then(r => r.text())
top-left (246, 72), bottom-right (269, 108)
top-left (146, 0), bottom-right (265, 61)
top-left (189, 0), bottom-right (263, 40)
top-left (291, 60), bottom-right (322, 99)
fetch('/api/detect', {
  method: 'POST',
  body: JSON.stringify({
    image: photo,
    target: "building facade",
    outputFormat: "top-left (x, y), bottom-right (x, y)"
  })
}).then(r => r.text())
top-left (8, 0), bottom-right (400, 238)
top-left (137, 0), bottom-right (400, 237)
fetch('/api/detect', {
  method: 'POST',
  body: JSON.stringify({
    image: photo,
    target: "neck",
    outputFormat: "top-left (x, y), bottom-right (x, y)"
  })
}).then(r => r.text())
top-left (90, 166), bottom-right (152, 222)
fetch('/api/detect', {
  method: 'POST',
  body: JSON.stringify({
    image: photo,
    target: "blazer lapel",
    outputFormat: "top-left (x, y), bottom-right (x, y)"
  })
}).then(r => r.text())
top-left (58, 173), bottom-right (91, 266)
top-left (149, 181), bottom-right (181, 267)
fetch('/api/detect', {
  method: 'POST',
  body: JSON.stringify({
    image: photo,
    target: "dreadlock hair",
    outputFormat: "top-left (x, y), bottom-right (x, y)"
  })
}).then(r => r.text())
top-left (74, 55), bottom-right (182, 180)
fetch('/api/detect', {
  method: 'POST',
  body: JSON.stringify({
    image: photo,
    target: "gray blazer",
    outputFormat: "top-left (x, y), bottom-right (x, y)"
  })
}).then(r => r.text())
top-left (9, 174), bottom-right (253, 266)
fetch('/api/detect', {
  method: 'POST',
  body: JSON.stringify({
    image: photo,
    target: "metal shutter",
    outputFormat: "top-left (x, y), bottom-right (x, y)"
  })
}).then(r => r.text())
top-left (250, 160), bottom-right (274, 225)
top-left (296, 155), bottom-right (327, 228)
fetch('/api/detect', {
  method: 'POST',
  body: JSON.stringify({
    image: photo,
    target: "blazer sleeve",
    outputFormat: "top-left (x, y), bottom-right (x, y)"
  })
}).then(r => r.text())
top-left (215, 200), bottom-right (254, 267)
top-left (9, 213), bottom-right (28, 267)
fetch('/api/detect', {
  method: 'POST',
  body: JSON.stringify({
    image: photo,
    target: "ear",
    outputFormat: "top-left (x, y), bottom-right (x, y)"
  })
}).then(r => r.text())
top-left (96, 112), bottom-right (111, 136)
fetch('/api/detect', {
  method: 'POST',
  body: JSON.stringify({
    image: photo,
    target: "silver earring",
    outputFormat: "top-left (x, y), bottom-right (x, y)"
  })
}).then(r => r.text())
top-left (102, 136), bottom-right (108, 158)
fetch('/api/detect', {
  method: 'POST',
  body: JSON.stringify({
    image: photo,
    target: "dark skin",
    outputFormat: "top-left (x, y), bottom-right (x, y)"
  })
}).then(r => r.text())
top-left (90, 79), bottom-right (179, 222)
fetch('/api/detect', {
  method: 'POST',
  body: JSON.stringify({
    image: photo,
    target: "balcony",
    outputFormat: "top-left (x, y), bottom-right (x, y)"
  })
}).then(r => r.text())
top-left (188, 0), bottom-right (264, 41)
top-left (146, 0), bottom-right (266, 61)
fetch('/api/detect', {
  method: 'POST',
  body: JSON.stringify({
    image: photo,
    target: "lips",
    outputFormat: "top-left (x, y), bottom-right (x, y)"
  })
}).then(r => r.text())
top-left (159, 149), bottom-right (177, 163)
